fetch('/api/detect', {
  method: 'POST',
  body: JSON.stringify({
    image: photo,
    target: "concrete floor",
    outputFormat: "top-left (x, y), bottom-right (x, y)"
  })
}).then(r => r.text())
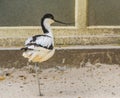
top-left (0, 63), bottom-right (120, 98)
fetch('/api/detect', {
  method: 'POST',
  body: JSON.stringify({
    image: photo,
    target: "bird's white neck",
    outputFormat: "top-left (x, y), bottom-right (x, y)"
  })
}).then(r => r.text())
top-left (43, 19), bottom-right (53, 37)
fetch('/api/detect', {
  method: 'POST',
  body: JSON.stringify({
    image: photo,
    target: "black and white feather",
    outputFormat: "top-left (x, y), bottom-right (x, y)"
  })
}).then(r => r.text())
top-left (21, 13), bottom-right (56, 63)
top-left (21, 13), bottom-right (72, 96)
top-left (21, 13), bottom-right (71, 63)
top-left (24, 34), bottom-right (54, 50)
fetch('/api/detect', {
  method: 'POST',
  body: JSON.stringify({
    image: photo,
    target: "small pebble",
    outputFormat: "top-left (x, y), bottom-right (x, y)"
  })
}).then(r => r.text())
top-left (71, 82), bottom-right (74, 85)
top-left (59, 91), bottom-right (63, 94)
top-left (8, 83), bottom-right (12, 86)
top-left (19, 75), bottom-right (26, 80)
top-left (6, 73), bottom-right (11, 76)
top-left (20, 86), bottom-right (23, 88)
top-left (0, 76), bottom-right (5, 80)
top-left (40, 83), bottom-right (44, 85)
top-left (43, 77), bottom-right (47, 79)
top-left (112, 92), bottom-right (116, 95)
top-left (74, 91), bottom-right (76, 93)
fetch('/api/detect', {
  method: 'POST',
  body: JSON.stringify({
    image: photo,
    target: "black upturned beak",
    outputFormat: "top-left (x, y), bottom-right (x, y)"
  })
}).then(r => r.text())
top-left (54, 19), bottom-right (74, 25)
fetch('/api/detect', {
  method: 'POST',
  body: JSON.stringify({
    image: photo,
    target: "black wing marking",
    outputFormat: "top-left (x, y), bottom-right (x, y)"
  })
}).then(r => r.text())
top-left (31, 35), bottom-right (51, 42)
top-left (26, 43), bottom-right (53, 50)
top-left (25, 35), bottom-right (53, 50)
top-left (21, 47), bottom-right (34, 51)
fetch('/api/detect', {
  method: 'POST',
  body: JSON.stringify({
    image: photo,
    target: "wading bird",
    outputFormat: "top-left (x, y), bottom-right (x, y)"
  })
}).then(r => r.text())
top-left (21, 13), bottom-right (72, 96)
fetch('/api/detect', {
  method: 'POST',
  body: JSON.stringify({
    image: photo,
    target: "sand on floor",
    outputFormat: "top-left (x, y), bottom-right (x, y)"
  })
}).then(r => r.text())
top-left (0, 63), bottom-right (120, 98)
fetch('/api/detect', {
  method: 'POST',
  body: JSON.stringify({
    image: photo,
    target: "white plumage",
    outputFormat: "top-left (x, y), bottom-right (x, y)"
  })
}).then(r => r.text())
top-left (23, 34), bottom-right (55, 62)
top-left (21, 13), bottom-right (71, 96)
top-left (21, 14), bottom-right (57, 96)
top-left (22, 14), bottom-right (55, 63)
top-left (25, 35), bottom-right (53, 49)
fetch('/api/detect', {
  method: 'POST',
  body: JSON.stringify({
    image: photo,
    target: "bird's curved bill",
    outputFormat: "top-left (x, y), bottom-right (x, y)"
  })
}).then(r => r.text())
top-left (54, 19), bottom-right (74, 25)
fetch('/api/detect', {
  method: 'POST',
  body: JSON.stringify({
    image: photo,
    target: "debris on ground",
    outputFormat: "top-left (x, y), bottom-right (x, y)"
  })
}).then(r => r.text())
top-left (0, 64), bottom-right (120, 98)
top-left (0, 76), bottom-right (5, 81)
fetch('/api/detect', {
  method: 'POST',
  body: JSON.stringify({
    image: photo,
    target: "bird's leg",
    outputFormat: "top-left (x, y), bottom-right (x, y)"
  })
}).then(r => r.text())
top-left (35, 62), bottom-right (43, 96)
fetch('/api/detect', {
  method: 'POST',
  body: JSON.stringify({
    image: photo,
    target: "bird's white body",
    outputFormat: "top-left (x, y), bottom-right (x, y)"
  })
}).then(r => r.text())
top-left (22, 17), bottom-right (55, 63)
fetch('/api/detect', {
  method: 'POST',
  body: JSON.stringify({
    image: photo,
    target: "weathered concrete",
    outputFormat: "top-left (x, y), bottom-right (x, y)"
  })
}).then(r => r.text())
top-left (1, 35), bottom-right (120, 47)
top-left (0, 0), bottom-right (75, 26)
top-left (88, 0), bottom-right (120, 26)
top-left (1, 0), bottom-right (120, 47)
top-left (0, 46), bottom-right (120, 68)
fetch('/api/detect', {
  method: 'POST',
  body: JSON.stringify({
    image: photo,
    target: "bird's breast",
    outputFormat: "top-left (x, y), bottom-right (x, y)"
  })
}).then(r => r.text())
top-left (22, 47), bottom-right (55, 63)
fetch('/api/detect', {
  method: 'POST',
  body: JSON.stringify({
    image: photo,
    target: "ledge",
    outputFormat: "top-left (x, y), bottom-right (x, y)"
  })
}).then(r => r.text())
top-left (0, 45), bottom-right (120, 68)
top-left (0, 34), bottom-right (120, 47)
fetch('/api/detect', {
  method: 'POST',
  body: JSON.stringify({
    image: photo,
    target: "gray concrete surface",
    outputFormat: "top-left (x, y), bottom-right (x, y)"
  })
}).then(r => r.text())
top-left (0, 64), bottom-right (120, 98)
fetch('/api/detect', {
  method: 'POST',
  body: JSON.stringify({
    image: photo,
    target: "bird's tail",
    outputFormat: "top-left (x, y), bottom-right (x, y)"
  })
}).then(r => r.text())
top-left (21, 47), bottom-right (33, 51)
top-left (21, 47), bottom-right (28, 51)
top-left (21, 47), bottom-right (34, 59)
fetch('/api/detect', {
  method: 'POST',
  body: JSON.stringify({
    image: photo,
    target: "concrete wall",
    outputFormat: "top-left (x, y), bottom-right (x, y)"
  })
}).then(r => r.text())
top-left (88, 0), bottom-right (120, 26)
top-left (0, 0), bottom-right (120, 68)
top-left (0, 0), bottom-right (74, 26)
top-left (0, 0), bottom-right (120, 47)
top-left (1, 48), bottom-right (120, 68)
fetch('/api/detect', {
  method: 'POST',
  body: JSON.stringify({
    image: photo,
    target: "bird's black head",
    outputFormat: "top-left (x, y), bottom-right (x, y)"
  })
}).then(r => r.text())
top-left (41, 13), bottom-right (55, 27)
top-left (42, 13), bottom-right (54, 20)
top-left (41, 13), bottom-right (74, 33)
